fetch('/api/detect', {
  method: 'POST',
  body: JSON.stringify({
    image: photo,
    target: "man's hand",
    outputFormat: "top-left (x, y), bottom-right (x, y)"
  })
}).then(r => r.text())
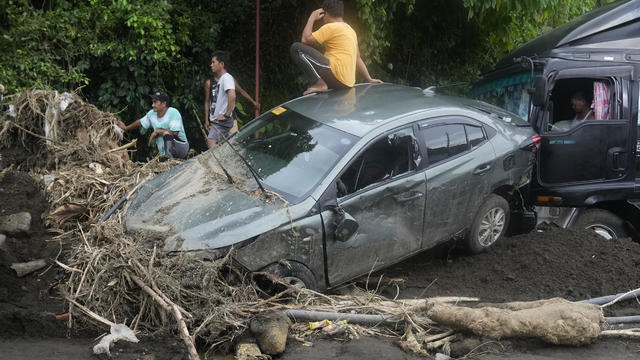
top-left (310, 8), bottom-right (324, 22)
top-left (368, 78), bottom-right (383, 84)
top-left (216, 114), bottom-right (229, 121)
top-left (148, 129), bottom-right (168, 145)
top-left (117, 121), bottom-right (127, 131)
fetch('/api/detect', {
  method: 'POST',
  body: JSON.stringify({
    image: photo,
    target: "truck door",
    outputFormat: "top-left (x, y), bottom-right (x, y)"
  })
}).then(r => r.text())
top-left (533, 67), bottom-right (633, 187)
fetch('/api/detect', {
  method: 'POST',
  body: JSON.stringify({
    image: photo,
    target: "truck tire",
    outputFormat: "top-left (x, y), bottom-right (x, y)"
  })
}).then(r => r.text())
top-left (573, 209), bottom-right (628, 240)
top-left (464, 194), bottom-right (510, 254)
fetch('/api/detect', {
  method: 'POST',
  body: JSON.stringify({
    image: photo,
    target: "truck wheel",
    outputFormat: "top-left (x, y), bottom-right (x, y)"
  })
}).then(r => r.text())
top-left (261, 262), bottom-right (317, 290)
top-left (464, 194), bottom-right (510, 254)
top-left (573, 209), bottom-right (627, 240)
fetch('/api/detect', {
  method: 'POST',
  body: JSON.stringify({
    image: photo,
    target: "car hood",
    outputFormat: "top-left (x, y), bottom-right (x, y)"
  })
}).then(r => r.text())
top-left (124, 154), bottom-right (302, 253)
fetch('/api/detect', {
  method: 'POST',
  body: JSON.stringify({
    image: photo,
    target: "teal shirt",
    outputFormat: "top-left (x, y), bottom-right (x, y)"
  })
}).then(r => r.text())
top-left (139, 107), bottom-right (187, 155)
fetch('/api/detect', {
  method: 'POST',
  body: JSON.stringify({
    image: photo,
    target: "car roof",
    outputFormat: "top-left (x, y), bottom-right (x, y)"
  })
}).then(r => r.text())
top-left (283, 83), bottom-right (479, 137)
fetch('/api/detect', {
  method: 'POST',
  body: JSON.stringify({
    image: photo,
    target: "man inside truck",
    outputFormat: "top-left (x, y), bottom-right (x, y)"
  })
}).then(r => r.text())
top-left (570, 91), bottom-right (595, 121)
top-left (547, 78), bottom-right (612, 132)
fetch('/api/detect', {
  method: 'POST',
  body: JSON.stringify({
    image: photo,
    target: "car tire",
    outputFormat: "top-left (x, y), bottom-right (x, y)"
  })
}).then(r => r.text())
top-left (464, 194), bottom-right (510, 254)
top-left (573, 209), bottom-right (627, 240)
top-left (261, 261), bottom-right (317, 290)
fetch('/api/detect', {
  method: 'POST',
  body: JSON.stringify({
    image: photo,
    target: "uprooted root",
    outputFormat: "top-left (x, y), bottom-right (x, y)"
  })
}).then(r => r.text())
top-left (1, 89), bottom-right (128, 169)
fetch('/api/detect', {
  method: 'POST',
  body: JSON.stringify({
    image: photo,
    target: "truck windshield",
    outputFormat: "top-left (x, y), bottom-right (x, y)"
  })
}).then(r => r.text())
top-left (227, 109), bottom-right (358, 202)
top-left (470, 72), bottom-right (537, 122)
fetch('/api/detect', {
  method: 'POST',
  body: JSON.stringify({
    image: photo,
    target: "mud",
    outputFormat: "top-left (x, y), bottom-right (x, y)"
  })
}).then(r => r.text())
top-left (1, 166), bottom-right (639, 359)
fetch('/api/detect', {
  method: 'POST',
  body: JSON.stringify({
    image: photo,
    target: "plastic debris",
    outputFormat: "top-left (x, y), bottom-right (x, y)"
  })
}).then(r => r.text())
top-left (309, 319), bottom-right (331, 329)
top-left (59, 92), bottom-right (74, 112)
top-left (93, 323), bottom-right (139, 356)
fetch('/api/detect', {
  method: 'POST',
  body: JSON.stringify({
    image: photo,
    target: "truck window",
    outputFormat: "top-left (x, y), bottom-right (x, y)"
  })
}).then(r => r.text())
top-left (470, 72), bottom-right (536, 121)
top-left (545, 78), bottom-right (615, 133)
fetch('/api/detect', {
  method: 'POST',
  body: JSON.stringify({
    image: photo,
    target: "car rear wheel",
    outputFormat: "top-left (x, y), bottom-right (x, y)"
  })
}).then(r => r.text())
top-left (464, 194), bottom-right (510, 254)
top-left (573, 209), bottom-right (627, 240)
top-left (261, 261), bottom-right (317, 290)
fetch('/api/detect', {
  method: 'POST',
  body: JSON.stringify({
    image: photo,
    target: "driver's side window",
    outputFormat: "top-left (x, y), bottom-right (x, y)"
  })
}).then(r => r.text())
top-left (337, 127), bottom-right (421, 197)
top-left (546, 77), bottom-right (615, 133)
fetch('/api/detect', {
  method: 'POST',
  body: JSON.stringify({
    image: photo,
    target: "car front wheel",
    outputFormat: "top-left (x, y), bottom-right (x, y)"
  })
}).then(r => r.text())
top-left (261, 261), bottom-right (317, 291)
top-left (464, 194), bottom-right (510, 254)
top-left (572, 209), bottom-right (627, 240)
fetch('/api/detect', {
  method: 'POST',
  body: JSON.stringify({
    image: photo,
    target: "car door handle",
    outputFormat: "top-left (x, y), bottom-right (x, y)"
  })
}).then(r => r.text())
top-left (393, 191), bottom-right (424, 203)
top-left (473, 163), bottom-right (492, 175)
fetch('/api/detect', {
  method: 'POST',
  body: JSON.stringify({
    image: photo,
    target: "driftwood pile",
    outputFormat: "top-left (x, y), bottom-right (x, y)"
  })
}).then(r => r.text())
top-left (2, 89), bottom-right (639, 360)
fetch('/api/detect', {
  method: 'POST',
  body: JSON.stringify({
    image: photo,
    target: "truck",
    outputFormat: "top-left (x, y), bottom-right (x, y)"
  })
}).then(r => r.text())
top-left (472, 0), bottom-right (640, 240)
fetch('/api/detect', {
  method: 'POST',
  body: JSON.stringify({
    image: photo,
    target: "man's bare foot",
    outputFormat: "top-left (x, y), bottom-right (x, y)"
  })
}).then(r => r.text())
top-left (303, 87), bottom-right (329, 95)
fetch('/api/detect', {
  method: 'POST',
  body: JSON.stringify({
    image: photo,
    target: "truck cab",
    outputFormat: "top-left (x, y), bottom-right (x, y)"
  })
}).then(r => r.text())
top-left (472, 0), bottom-right (640, 240)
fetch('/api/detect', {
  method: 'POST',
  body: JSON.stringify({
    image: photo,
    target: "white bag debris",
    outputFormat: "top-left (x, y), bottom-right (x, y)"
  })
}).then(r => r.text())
top-left (7, 104), bottom-right (16, 118)
top-left (93, 323), bottom-right (139, 356)
top-left (59, 92), bottom-right (74, 112)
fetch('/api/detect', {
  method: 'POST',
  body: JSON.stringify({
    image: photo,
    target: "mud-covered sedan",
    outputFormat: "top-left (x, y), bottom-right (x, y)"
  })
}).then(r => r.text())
top-left (124, 83), bottom-right (538, 290)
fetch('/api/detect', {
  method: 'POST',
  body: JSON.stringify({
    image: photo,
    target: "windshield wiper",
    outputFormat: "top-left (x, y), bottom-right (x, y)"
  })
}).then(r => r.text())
top-left (210, 151), bottom-right (234, 184)
top-left (222, 139), bottom-right (268, 198)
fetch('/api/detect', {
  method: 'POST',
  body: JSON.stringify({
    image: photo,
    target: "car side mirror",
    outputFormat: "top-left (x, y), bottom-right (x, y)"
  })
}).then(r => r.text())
top-left (531, 76), bottom-right (547, 107)
top-left (334, 211), bottom-right (358, 242)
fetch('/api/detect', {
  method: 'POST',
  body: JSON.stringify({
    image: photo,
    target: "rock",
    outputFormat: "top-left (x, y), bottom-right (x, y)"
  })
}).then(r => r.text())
top-left (435, 353), bottom-right (453, 360)
top-left (235, 341), bottom-right (271, 360)
top-left (0, 234), bottom-right (7, 251)
top-left (449, 336), bottom-right (482, 358)
top-left (11, 259), bottom-right (47, 277)
top-left (0, 212), bottom-right (32, 233)
top-left (249, 311), bottom-right (291, 355)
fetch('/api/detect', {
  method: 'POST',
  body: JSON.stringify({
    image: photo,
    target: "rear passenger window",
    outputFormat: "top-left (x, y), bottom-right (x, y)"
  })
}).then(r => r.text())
top-left (465, 125), bottom-right (485, 149)
top-left (423, 124), bottom-right (469, 165)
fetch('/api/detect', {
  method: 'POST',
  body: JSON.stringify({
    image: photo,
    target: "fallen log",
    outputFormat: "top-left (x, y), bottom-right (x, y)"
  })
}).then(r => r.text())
top-left (424, 298), bottom-right (604, 345)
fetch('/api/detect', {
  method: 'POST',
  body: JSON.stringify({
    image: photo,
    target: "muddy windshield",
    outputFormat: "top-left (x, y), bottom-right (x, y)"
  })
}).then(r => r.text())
top-left (223, 109), bottom-right (358, 202)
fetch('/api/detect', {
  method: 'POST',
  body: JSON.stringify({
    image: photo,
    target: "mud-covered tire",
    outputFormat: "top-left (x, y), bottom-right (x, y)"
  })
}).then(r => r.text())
top-left (261, 261), bottom-right (317, 290)
top-left (464, 194), bottom-right (510, 254)
top-left (573, 209), bottom-right (627, 240)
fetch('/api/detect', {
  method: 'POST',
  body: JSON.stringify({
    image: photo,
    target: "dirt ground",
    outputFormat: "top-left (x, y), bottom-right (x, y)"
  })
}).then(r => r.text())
top-left (1, 168), bottom-right (639, 359)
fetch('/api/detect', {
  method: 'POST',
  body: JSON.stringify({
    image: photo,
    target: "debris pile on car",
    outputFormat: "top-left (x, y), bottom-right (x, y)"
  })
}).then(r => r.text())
top-left (2, 89), bottom-right (638, 360)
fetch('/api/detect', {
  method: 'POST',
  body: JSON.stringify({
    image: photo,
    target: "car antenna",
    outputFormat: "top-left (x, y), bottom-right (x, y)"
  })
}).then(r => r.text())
top-left (222, 137), bottom-right (269, 198)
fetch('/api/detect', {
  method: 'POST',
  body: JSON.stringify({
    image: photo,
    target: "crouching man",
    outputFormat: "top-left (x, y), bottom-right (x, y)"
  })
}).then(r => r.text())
top-left (117, 92), bottom-right (189, 159)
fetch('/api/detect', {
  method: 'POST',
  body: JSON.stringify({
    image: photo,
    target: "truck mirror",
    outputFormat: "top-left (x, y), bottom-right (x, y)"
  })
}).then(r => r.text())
top-left (531, 76), bottom-right (547, 107)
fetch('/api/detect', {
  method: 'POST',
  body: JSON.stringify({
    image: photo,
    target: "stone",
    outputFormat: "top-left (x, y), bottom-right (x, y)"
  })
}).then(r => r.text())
top-left (0, 234), bottom-right (7, 251)
top-left (249, 311), bottom-right (291, 355)
top-left (0, 212), bottom-right (32, 233)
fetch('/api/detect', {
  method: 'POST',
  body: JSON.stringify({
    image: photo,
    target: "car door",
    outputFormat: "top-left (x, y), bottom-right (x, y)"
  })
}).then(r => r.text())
top-left (322, 127), bottom-right (426, 286)
top-left (419, 119), bottom-right (496, 247)
top-left (533, 67), bottom-right (632, 186)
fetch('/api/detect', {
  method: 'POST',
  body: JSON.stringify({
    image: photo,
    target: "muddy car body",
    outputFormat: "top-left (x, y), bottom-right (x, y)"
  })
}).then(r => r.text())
top-left (124, 83), bottom-right (537, 290)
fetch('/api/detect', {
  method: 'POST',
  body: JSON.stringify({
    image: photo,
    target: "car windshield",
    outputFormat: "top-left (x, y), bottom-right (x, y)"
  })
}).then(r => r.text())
top-left (226, 108), bottom-right (358, 202)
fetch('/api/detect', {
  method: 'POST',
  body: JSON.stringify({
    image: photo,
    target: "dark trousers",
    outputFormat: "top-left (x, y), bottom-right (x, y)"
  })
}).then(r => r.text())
top-left (290, 42), bottom-right (349, 90)
top-left (163, 134), bottom-right (189, 159)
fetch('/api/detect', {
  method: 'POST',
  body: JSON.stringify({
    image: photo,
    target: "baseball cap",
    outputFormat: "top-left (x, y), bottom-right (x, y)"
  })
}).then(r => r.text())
top-left (150, 92), bottom-right (170, 104)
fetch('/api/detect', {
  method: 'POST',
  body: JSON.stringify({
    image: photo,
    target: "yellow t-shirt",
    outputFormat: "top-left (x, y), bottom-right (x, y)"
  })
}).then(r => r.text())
top-left (312, 22), bottom-right (358, 87)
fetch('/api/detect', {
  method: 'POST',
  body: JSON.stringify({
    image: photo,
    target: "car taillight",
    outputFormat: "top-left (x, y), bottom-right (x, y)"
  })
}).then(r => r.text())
top-left (532, 134), bottom-right (541, 149)
top-left (519, 134), bottom-right (541, 152)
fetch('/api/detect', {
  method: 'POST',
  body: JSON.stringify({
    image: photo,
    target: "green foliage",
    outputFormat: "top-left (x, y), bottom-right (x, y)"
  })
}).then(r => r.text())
top-left (0, 0), bottom-right (90, 91)
top-left (354, 0), bottom-right (415, 65)
top-left (0, 0), bottom-right (620, 155)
